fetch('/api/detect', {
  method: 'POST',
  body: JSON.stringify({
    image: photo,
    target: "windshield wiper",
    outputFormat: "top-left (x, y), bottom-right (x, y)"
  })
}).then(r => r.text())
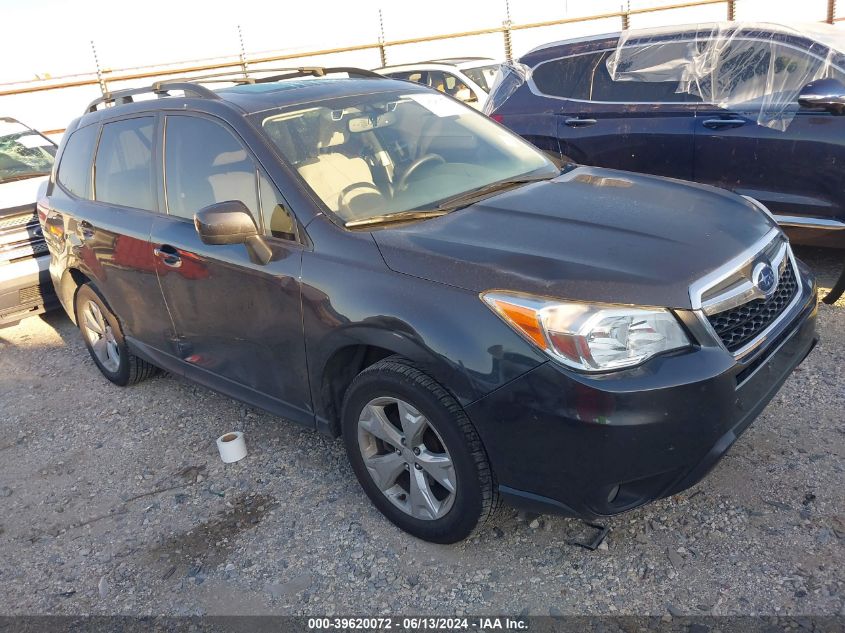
top-left (343, 170), bottom-right (558, 229)
top-left (344, 209), bottom-right (450, 229)
top-left (434, 172), bottom-right (557, 212)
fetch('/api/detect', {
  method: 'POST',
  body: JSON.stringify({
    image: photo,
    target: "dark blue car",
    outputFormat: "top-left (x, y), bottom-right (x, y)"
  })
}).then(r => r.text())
top-left (486, 23), bottom-right (845, 248)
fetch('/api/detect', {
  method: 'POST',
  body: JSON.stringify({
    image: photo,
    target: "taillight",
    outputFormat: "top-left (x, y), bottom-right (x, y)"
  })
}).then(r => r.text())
top-left (490, 114), bottom-right (504, 124)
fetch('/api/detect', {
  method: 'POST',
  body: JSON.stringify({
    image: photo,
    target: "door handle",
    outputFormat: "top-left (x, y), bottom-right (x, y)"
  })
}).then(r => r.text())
top-left (78, 220), bottom-right (95, 239)
top-left (564, 117), bottom-right (598, 128)
top-left (702, 118), bottom-right (746, 129)
top-left (153, 245), bottom-right (183, 268)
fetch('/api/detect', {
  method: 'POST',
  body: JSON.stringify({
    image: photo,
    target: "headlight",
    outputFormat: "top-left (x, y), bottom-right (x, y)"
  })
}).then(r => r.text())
top-left (482, 291), bottom-right (691, 372)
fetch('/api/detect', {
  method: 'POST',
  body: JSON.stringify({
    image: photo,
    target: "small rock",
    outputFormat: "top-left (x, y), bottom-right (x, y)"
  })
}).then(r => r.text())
top-left (667, 548), bottom-right (684, 569)
top-left (667, 603), bottom-right (684, 617)
top-left (98, 576), bottom-right (109, 598)
top-left (351, 550), bottom-right (364, 560)
top-left (0, 487), bottom-right (12, 498)
top-left (492, 527), bottom-right (504, 538)
top-left (549, 606), bottom-right (562, 617)
top-left (529, 519), bottom-right (540, 529)
top-left (225, 563), bottom-right (236, 572)
top-left (597, 540), bottom-right (609, 551)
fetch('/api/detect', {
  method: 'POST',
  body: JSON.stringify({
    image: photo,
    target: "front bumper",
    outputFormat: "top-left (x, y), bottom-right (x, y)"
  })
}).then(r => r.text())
top-left (0, 255), bottom-right (59, 326)
top-left (465, 265), bottom-right (819, 520)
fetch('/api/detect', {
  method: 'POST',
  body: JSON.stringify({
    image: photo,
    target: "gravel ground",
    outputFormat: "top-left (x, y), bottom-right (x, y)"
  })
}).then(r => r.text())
top-left (0, 247), bottom-right (842, 618)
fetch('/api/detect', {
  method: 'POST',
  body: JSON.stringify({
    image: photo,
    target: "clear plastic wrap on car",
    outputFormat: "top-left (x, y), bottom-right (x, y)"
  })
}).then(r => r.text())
top-left (483, 63), bottom-right (531, 115)
top-left (605, 23), bottom-right (844, 131)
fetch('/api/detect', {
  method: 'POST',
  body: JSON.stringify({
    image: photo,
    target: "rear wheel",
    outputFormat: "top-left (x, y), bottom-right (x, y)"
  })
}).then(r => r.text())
top-left (74, 283), bottom-right (158, 386)
top-left (341, 357), bottom-right (498, 543)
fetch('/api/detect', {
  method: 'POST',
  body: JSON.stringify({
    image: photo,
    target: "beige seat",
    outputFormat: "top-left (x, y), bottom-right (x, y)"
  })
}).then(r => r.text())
top-left (297, 113), bottom-right (377, 214)
top-left (207, 149), bottom-right (258, 218)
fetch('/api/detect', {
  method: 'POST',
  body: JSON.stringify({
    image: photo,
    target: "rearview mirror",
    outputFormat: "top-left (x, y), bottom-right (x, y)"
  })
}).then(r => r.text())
top-left (798, 78), bottom-right (845, 114)
top-left (194, 200), bottom-right (258, 245)
top-left (194, 200), bottom-right (272, 265)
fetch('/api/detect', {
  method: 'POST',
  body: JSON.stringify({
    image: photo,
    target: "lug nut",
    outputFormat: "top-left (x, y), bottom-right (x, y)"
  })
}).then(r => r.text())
top-left (413, 447), bottom-right (420, 456)
top-left (401, 438), bottom-right (406, 446)
top-left (414, 463), bottom-right (422, 470)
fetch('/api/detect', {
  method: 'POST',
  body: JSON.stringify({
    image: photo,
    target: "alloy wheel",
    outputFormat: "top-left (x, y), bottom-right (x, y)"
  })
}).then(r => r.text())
top-left (81, 300), bottom-right (121, 373)
top-left (357, 396), bottom-right (456, 520)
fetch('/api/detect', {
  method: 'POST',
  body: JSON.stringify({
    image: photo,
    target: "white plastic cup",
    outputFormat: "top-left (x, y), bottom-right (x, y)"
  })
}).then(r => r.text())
top-left (216, 431), bottom-right (247, 463)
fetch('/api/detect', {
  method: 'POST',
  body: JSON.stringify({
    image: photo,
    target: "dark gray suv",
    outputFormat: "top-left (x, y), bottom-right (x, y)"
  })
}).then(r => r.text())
top-left (41, 68), bottom-right (818, 543)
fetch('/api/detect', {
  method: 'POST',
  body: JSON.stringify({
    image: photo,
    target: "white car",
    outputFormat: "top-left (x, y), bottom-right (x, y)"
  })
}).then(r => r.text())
top-left (0, 117), bottom-right (58, 326)
top-left (374, 57), bottom-right (501, 109)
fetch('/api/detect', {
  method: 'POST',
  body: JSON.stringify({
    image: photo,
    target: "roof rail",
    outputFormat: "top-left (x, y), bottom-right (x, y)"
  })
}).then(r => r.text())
top-left (84, 82), bottom-right (218, 113)
top-left (82, 66), bottom-right (383, 115)
top-left (157, 66), bottom-right (383, 85)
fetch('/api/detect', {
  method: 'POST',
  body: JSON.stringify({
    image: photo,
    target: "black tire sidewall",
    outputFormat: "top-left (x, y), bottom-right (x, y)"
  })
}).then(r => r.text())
top-left (342, 365), bottom-right (484, 543)
top-left (74, 284), bottom-right (131, 386)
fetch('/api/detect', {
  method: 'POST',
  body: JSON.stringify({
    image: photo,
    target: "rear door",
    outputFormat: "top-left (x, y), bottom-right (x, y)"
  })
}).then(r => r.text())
top-left (48, 116), bottom-right (174, 349)
top-left (693, 37), bottom-right (845, 230)
top-left (532, 44), bottom-right (699, 180)
top-left (150, 113), bottom-right (311, 424)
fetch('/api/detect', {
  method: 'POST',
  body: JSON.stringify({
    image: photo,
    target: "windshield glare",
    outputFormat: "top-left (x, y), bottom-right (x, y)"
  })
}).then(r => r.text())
top-left (255, 90), bottom-right (554, 224)
top-left (463, 64), bottom-right (501, 93)
top-left (0, 121), bottom-right (56, 183)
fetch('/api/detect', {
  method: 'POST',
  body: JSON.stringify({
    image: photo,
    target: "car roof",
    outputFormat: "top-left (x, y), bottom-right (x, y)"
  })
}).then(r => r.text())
top-left (521, 22), bottom-right (836, 62)
top-left (376, 57), bottom-right (496, 71)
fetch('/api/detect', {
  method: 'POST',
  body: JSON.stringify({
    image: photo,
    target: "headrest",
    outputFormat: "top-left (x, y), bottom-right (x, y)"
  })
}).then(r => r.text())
top-left (212, 149), bottom-right (248, 167)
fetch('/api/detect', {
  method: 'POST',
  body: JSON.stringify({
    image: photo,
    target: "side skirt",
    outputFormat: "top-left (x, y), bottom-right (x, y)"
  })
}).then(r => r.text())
top-left (126, 336), bottom-right (319, 432)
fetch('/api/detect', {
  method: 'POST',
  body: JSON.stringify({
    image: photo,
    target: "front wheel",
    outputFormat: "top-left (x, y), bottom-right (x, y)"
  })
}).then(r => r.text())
top-left (341, 357), bottom-right (499, 543)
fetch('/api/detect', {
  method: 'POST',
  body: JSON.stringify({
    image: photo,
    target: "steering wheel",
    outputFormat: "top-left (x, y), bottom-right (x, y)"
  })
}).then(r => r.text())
top-left (396, 154), bottom-right (445, 192)
top-left (337, 182), bottom-right (383, 218)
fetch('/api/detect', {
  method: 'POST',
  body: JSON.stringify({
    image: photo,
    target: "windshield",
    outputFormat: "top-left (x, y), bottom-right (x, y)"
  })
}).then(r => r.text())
top-left (254, 89), bottom-right (554, 224)
top-left (0, 120), bottom-right (56, 183)
top-left (463, 64), bottom-right (501, 93)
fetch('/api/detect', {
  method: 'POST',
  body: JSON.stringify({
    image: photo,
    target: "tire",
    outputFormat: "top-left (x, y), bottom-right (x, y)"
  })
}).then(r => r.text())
top-left (74, 283), bottom-right (158, 386)
top-left (341, 356), bottom-right (499, 543)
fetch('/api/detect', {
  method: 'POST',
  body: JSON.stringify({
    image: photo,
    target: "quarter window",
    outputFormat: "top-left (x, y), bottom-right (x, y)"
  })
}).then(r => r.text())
top-left (56, 124), bottom-right (99, 199)
top-left (164, 116), bottom-right (260, 226)
top-left (259, 172), bottom-right (296, 241)
top-left (94, 117), bottom-right (155, 210)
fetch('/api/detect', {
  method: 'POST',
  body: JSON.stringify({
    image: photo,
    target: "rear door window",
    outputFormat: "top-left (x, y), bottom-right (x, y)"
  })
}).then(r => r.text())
top-left (56, 124), bottom-right (99, 199)
top-left (533, 48), bottom-right (700, 103)
top-left (94, 117), bottom-right (155, 210)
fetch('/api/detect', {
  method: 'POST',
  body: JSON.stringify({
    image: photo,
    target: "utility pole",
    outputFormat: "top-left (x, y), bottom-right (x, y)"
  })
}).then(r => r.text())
top-left (378, 9), bottom-right (387, 67)
top-left (503, 0), bottom-right (513, 63)
top-left (238, 25), bottom-right (249, 80)
top-left (91, 40), bottom-right (108, 98)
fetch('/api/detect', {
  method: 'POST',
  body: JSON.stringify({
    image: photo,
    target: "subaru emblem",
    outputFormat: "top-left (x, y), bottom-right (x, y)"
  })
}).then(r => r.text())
top-left (752, 261), bottom-right (777, 297)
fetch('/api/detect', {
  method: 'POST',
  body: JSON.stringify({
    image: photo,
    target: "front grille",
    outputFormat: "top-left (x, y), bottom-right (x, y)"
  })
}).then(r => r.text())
top-left (707, 261), bottom-right (798, 352)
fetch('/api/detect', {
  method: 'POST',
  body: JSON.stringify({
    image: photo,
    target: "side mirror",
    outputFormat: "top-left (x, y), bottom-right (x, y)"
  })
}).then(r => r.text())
top-left (194, 200), bottom-right (272, 265)
top-left (194, 200), bottom-right (258, 245)
top-left (798, 78), bottom-right (845, 114)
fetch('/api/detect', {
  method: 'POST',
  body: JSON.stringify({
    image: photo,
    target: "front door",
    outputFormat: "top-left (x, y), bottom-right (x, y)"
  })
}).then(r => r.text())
top-left (537, 46), bottom-right (698, 180)
top-left (693, 37), bottom-right (845, 232)
top-left (151, 113), bottom-right (312, 425)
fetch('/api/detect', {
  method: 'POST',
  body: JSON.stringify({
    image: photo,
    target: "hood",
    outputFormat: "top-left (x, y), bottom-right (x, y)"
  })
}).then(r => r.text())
top-left (0, 175), bottom-right (48, 214)
top-left (372, 166), bottom-right (777, 309)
